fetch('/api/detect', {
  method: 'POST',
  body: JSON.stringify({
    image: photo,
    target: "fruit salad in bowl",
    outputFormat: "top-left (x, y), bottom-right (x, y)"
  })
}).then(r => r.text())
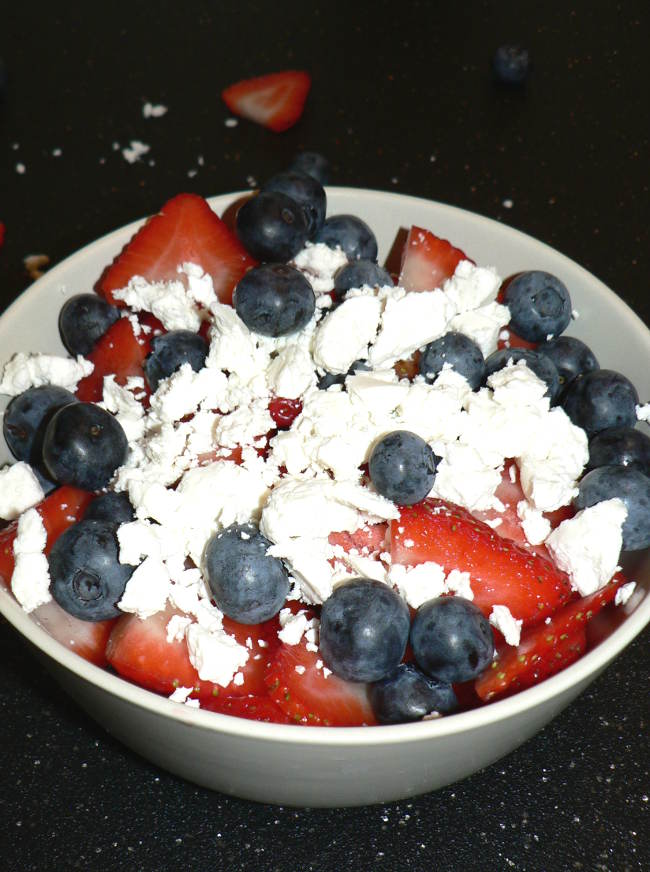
top-left (1, 158), bottom-right (648, 806)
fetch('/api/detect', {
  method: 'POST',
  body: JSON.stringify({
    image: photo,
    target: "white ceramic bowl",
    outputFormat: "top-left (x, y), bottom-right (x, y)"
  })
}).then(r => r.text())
top-left (1, 189), bottom-right (649, 808)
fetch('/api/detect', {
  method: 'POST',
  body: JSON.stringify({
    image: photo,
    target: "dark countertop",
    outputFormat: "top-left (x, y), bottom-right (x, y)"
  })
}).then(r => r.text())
top-left (0, 4), bottom-right (648, 870)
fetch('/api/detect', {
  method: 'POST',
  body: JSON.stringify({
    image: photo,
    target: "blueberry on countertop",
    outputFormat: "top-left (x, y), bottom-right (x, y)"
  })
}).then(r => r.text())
top-left (492, 44), bottom-right (531, 85)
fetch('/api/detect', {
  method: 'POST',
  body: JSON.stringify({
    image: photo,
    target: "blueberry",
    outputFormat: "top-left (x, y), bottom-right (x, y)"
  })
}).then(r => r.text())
top-left (3, 385), bottom-right (78, 466)
top-left (42, 402), bottom-right (128, 491)
top-left (318, 358), bottom-right (370, 390)
top-left (492, 44), bottom-right (531, 85)
top-left (84, 491), bottom-right (135, 526)
top-left (484, 348), bottom-right (560, 402)
top-left (504, 271), bottom-right (571, 342)
top-left (419, 332), bottom-right (485, 391)
top-left (236, 190), bottom-right (310, 262)
top-left (261, 169), bottom-right (326, 237)
top-left (562, 369), bottom-right (638, 437)
top-left (410, 597), bottom-right (494, 684)
top-left (204, 522), bottom-right (290, 623)
top-left (143, 330), bottom-right (208, 391)
top-left (587, 427), bottom-right (650, 478)
top-left (369, 430), bottom-right (437, 505)
top-left (537, 335), bottom-right (599, 394)
top-left (288, 151), bottom-right (330, 186)
top-left (314, 215), bottom-right (378, 262)
top-left (369, 662), bottom-right (458, 724)
top-left (49, 519), bottom-right (133, 620)
top-left (319, 578), bottom-right (410, 682)
top-left (333, 260), bottom-right (393, 298)
top-left (58, 294), bottom-right (120, 356)
top-left (575, 466), bottom-right (650, 551)
top-left (234, 263), bottom-right (315, 337)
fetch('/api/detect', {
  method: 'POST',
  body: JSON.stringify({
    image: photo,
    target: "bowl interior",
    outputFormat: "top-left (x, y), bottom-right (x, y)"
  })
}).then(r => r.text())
top-left (1, 187), bottom-right (649, 749)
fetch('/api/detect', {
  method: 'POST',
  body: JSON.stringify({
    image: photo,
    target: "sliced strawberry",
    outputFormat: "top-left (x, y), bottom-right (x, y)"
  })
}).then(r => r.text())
top-left (0, 485), bottom-right (94, 587)
top-left (398, 226), bottom-right (471, 292)
top-left (268, 396), bottom-right (302, 430)
top-left (329, 522), bottom-right (388, 556)
top-left (265, 640), bottom-right (377, 726)
top-left (106, 606), bottom-right (278, 700)
top-left (221, 70), bottom-right (311, 133)
top-left (202, 693), bottom-right (292, 724)
top-left (75, 316), bottom-right (152, 403)
top-left (391, 499), bottom-right (573, 627)
top-left (475, 574), bottom-right (629, 701)
top-left (497, 327), bottom-right (538, 351)
top-left (33, 600), bottom-right (116, 666)
top-left (99, 193), bottom-right (255, 305)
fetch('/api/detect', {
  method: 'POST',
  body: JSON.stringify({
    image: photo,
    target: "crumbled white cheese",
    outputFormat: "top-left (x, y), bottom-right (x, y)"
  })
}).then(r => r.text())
top-left (546, 499), bottom-right (627, 596)
top-left (0, 462), bottom-right (45, 521)
top-left (443, 260), bottom-right (501, 313)
top-left (185, 623), bottom-right (249, 686)
top-left (636, 403), bottom-right (650, 423)
top-left (0, 352), bottom-right (93, 395)
top-left (117, 556), bottom-right (171, 619)
top-left (313, 295), bottom-right (382, 374)
top-left (292, 242), bottom-right (348, 295)
top-left (11, 508), bottom-right (51, 612)
top-left (516, 500), bottom-right (551, 546)
top-left (489, 604), bottom-right (523, 646)
top-left (615, 581), bottom-right (637, 607)
top-left (449, 301), bottom-right (510, 357)
top-left (113, 274), bottom-right (203, 331)
top-left (388, 562), bottom-right (446, 609)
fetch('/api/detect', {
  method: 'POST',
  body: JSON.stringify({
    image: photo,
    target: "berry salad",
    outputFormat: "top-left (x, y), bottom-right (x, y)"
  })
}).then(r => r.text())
top-left (1, 155), bottom-right (649, 728)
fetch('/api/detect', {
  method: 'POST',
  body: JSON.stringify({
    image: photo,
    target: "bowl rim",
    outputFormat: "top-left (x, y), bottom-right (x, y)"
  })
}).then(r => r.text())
top-left (1, 186), bottom-right (649, 747)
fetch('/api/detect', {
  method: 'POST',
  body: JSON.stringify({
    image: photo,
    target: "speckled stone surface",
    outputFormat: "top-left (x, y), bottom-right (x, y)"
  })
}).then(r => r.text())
top-left (0, 4), bottom-right (648, 870)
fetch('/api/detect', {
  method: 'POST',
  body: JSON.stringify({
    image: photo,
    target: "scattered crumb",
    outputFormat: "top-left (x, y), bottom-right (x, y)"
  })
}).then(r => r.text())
top-left (51, 148), bottom-right (62, 157)
top-left (142, 101), bottom-right (168, 118)
top-left (23, 254), bottom-right (51, 280)
top-left (122, 140), bottom-right (150, 164)
top-left (187, 169), bottom-right (198, 178)
top-left (12, 142), bottom-right (20, 150)
top-left (571, 308), bottom-right (580, 319)
top-left (636, 403), bottom-right (650, 423)
top-left (246, 175), bottom-right (258, 188)
top-left (502, 198), bottom-right (514, 209)
top-left (224, 117), bottom-right (239, 128)
top-left (15, 162), bottom-right (26, 174)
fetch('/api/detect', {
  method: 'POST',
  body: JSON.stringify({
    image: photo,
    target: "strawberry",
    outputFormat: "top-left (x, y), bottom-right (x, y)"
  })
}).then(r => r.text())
top-left (202, 693), bottom-right (292, 724)
top-left (391, 499), bottom-right (573, 627)
top-left (0, 485), bottom-right (94, 587)
top-left (75, 316), bottom-right (152, 403)
top-left (221, 71), bottom-right (311, 133)
top-left (329, 522), bottom-right (388, 556)
top-left (475, 574), bottom-right (629, 701)
top-left (99, 193), bottom-right (255, 305)
top-left (268, 396), bottom-right (302, 430)
top-left (265, 638), bottom-right (377, 726)
top-left (398, 226), bottom-right (471, 292)
top-left (33, 600), bottom-right (116, 666)
top-left (106, 606), bottom-right (278, 701)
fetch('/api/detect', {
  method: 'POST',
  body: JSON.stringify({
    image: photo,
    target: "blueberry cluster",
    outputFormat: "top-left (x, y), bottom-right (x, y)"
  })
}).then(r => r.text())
top-left (319, 580), bottom-right (493, 724)
top-left (233, 152), bottom-right (382, 339)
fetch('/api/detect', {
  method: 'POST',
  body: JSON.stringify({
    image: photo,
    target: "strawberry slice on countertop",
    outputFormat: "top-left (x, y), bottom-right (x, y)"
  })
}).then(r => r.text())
top-left (391, 499), bottom-right (573, 627)
top-left (475, 573), bottom-right (630, 701)
top-left (75, 316), bottom-right (152, 403)
top-left (99, 192), bottom-right (256, 306)
top-left (105, 606), bottom-right (279, 701)
top-left (265, 637), bottom-right (377, 726)
top-left (398, 225), bottom-right (471, 292)
top-left (221, 70), bottom-right (311, 133)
